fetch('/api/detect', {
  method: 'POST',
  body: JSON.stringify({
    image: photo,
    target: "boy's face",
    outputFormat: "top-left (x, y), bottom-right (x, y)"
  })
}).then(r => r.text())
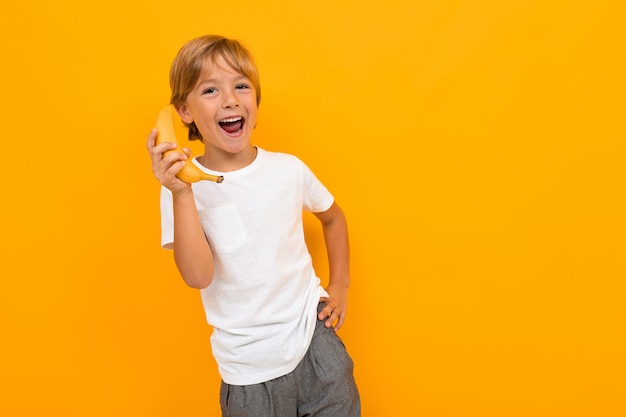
top-left (176, 55), bottom-right (258, 161)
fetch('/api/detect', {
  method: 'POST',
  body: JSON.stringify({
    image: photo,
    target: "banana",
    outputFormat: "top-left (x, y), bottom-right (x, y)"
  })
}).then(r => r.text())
top-left (155, 105), bottom-right (224, 184)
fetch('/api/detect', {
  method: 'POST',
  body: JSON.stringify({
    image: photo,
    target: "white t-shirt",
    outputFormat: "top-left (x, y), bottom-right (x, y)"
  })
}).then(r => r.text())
top-left (160, 148), bottom-right (334, 385)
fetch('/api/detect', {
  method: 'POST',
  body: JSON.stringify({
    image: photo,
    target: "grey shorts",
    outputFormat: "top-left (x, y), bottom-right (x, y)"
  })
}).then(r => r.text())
top-left (220, 304), bottom-right (361, 417)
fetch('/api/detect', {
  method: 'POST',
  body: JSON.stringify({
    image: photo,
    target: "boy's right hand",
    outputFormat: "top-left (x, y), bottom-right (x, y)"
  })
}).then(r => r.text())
top-left (147, 128), bottom-right (192, 195)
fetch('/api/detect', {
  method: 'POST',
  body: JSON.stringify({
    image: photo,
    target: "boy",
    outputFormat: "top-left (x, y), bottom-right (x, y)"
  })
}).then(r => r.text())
top-left (146, 35), bottom-right (360, 416)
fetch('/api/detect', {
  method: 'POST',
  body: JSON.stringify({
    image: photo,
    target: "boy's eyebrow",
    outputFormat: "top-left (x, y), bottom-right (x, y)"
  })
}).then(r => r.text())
top-left (196, 78), bottom-right (217, 86)
top-left (196, 74), bottom-right (251, 86)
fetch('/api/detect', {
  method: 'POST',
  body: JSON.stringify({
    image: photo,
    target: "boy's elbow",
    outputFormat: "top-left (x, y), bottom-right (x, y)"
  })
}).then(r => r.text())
top-left (185, 276), bottom-right (212, 289)
top-left (188, 282), bottom-right (211, 290)
top-left (182, 268), bottom-right (214, 289)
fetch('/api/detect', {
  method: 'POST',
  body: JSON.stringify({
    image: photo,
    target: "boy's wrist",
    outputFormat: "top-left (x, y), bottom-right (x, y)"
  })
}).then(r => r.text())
top-left (327, 278), bottom-right (350, 288)
top-left (171, 186), bottom-right (193, 199)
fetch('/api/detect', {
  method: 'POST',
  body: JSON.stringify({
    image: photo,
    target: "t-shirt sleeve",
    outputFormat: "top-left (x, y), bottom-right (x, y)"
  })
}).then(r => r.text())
top-left (300, 160), bottom-right (334, 213)
top-left (160, 186), bottom-right (174, 249)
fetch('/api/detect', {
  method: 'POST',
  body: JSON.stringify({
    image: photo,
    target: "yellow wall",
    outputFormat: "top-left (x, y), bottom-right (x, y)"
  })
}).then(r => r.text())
top-left (1, 1), bottom-right (624, 415)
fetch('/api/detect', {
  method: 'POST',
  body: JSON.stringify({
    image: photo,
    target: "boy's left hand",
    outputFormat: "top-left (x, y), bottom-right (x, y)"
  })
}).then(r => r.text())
top-left (319, 283), bottom-right (349, 331)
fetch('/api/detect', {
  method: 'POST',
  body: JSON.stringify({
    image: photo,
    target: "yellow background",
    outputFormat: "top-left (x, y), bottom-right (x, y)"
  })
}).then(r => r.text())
top-left (1, 1), bottom-right (625, 416)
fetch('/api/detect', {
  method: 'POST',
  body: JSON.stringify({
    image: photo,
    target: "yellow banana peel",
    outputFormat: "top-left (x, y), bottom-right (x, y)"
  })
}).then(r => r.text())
top-left (155, 105), bottom-right (224, 184)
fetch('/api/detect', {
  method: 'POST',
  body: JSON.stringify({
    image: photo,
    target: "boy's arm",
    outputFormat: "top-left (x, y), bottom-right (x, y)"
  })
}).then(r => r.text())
top-left (171, 189), bottom-right (215, 289)
top-left (314, 202), bottom-right (351, 331)
top-left (147, 129), bottom-right (214, 289)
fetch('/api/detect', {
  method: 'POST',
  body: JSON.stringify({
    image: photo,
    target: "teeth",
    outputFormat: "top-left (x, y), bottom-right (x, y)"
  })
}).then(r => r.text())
top-left (220, 117), bottom-right (242, 123)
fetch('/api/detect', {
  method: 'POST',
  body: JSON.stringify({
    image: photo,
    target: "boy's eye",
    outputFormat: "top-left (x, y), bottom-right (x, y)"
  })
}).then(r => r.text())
top-left (202, 88), bottom-right (216, 94)
top-left (235, 84), bottom-right (250, 90)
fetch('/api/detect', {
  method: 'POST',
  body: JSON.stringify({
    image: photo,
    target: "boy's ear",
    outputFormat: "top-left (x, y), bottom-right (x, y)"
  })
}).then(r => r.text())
top-left (175, 104), bottom-right (194, 124)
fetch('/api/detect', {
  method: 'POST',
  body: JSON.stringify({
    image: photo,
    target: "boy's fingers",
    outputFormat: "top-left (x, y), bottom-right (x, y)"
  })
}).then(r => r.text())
top-left (150, 142), bottom-right (178, 160)
top-left (318, 303), bottom-right (333, 320)
top-left (324, 306), bottom-right (342, 328)
top-left (333, 315), bottom-right (345, 331)
top-left (318, 298), bottom-right (347, 330)
top-left (167, 160), bottom-right (186, 176)
top-left (147, 128), bottom-right (158, 149)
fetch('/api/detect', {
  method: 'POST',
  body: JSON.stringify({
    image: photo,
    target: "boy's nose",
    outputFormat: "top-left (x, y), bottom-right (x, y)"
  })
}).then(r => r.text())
top-left (222, 91), bottom-right (240, 108)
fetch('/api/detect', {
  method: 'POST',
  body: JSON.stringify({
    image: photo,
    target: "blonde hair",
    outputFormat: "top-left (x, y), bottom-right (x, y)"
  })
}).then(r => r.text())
top-left (169, 35), bottom-right (261, 141)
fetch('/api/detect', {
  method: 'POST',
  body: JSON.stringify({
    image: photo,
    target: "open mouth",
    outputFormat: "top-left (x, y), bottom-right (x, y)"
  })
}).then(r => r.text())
top-left (219, 116), bottom-right (245, 134)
